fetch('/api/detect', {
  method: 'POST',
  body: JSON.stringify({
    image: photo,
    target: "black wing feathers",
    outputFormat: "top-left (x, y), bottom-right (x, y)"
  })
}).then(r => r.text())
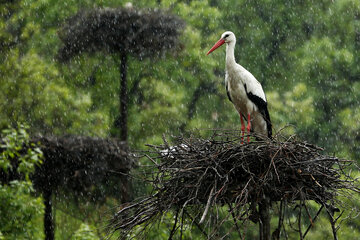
top-left (226, 84), bottom-right (233, 103)
top-left (244, 84), bottom-right (272, 138)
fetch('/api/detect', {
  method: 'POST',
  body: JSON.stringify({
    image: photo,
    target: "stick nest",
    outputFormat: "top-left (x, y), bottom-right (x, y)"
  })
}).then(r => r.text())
top-left (58, 7), bottom-right (185, 62)
top-left (32, 135), bottom-right (134, 202)
top-left (109, 130), bottom-right (359, 238)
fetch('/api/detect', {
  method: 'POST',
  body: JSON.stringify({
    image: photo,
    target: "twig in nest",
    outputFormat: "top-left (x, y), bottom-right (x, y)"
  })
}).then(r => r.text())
top-left (226, 200), bottom-right (243, 239)
top-left (298, 203), bottom-right (304, 240)
top-left (326, 205), bottom-right (339, 240)
top-left (272, 200), bottom-right (285, 240)
top-left (199, 186), bottom-right (215, 224)
top-left (303, 205), bottom-right (324, 238)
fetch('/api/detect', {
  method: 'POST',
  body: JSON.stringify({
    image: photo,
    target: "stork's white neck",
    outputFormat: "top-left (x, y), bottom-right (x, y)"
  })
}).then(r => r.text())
top-left (225, 41), bottom-right (236, 70)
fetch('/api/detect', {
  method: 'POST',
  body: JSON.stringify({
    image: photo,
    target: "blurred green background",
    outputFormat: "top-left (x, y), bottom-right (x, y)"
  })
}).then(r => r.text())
top-left (1, 0), bottom-right (359, 239)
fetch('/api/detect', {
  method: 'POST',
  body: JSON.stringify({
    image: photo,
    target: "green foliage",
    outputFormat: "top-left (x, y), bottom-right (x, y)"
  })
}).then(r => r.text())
top-left (0, 181), bottom-right (44, 240)
top-left (0, 125), bottom-right (42, 178)
top-left (267, 83), bottom-right (315, 136)
top-left (71, 223), bottom-right (99, 240)
top-left (0, 126), bottom-right (44, 239)
top-left (0, 47), bottom-right (110, 136)
top-left (1, 0), bottom-right (360, 238)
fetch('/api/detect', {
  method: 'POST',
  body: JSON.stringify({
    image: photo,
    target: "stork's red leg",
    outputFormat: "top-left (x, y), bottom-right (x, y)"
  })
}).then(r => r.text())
top-left (247, 113), bottom-right (251, 143)
top-left (240, 114), bottom-right (245, 144)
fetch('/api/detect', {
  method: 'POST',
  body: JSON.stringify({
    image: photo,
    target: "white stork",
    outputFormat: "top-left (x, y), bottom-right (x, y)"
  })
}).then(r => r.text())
top-left (207, 31), bottom-right (272, 143)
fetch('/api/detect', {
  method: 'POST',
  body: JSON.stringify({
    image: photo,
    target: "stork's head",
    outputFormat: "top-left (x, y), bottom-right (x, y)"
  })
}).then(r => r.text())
top-left (207, 31), bottom-right (235, 55)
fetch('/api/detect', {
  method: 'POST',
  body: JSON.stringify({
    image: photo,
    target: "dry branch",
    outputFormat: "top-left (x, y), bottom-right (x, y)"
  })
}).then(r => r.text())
top-left (109, 130), bottom-right (359, 239)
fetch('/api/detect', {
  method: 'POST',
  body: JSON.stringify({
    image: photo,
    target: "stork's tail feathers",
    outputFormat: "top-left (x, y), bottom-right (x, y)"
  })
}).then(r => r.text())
top-left (265, 111), bottom-right (272, 139)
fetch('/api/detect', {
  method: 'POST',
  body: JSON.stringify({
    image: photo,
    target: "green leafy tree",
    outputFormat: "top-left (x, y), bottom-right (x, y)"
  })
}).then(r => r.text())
top-left (0, 0), bottom-right (109, 136)
top-left (0, 125), bottom-right (44, 239)
top-left (290, 0), bottom-right (360, 159)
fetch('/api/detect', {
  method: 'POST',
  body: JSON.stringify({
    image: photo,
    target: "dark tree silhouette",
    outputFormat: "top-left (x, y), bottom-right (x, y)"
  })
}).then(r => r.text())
top-left (58, 7), bottom-right (185, 141)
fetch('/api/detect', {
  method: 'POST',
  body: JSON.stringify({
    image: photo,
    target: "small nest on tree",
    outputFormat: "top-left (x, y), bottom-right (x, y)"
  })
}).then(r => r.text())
top-left (109, 130), bottom-right (359, 239)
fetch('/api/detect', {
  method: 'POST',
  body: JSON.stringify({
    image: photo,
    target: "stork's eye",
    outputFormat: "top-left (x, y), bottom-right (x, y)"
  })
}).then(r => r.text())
top-left (224, 34), bottom-right (229, 38)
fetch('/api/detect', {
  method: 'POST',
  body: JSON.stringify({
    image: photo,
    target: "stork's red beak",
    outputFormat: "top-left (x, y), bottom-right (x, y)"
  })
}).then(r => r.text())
top-left (207, 39), bottom-right (225, 55)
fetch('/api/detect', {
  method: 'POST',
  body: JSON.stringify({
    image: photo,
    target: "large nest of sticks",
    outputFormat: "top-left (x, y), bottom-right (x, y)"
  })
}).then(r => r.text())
top-left (1, 135), bottom-right (135, 202)
top-left (32, 135), bottom-right (135, 202)
top-left (57, 7), bottom-right (185, 62)
top-left (109, 130), bottom-right (359, 239)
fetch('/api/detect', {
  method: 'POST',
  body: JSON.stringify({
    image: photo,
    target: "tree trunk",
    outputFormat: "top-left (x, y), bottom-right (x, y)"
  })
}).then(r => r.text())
top-left (259, 198), bottom-right (271, 240)
top-left (119, 53), bottom-right (128, 141)
top-left (44, 188), bottom-right (54, 240)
